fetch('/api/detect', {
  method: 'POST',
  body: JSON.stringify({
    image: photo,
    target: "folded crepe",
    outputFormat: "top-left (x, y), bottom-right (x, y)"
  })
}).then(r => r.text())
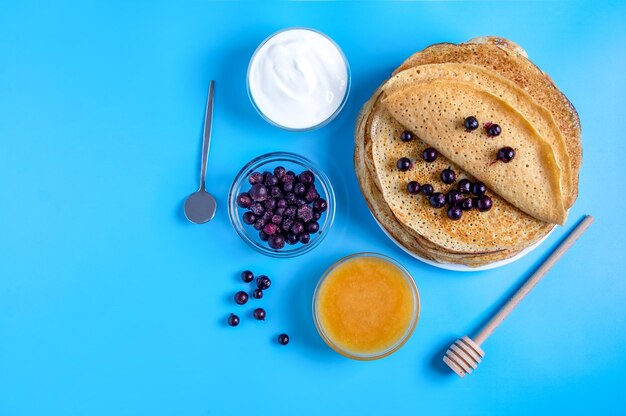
top-left (382, 79), bottom-right (567, 224)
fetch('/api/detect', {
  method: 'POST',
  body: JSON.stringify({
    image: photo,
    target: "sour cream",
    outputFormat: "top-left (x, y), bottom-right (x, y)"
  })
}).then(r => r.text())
top-left (247, 28), bottom-right (350, 131)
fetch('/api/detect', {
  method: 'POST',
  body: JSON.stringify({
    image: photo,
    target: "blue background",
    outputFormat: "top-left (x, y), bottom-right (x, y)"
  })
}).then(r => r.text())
top-left (1, 1), bottom-right (625, 415)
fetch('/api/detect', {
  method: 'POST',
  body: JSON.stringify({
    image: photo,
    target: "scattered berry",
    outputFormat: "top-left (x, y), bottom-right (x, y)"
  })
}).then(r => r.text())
top-left (234, 291), bottom-right (248, 305)
top-left (227, 313), bottom-right (240, 327)
top-left (241, 270), bottom-right (254, 283)
top-left (485, 122), bottom-right (502, 137)
top-left (476, 196), bottom-right (493, 212)
top-left (441, 168), bottom-right (456, 184)
top-left (422, 148), bottom-right (438, 162)
top-left (447, 190), bottom-right (463, 206)
top-left (471, 181), bottom-right (487, 197)
top-left (421, 184), bottom-right (434, 196)
top-left (257, 275), bottom-right (271, 290)
top-left (400, 130), bottom-right (414, 142)
top-left (253, 308), bottom-right (266, 321)
top-left (396, 157), bottom-right (413, 172)
top-left (447, 206), bottom-right (463, 220)
top-left (457, 179), bottom-right (472, 194)
top-left (407, 181), bottom-right (421, 195)
top-left (460, 198), bottom-right (474, 211)
top-left (464, 116), bottom-right (479, 131)
top-left (429, 192), bottom-right (446, 208)
top-left (278, 334), bottom-right (290, 345)
top-left (252, 288), bottom-right (263, 299)
top-left (497, 146), bottom-right (516, 163)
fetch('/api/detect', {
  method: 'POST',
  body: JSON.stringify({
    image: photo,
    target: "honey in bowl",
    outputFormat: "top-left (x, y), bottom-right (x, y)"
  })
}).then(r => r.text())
top-left (313, 253), bottom-right (419, 360)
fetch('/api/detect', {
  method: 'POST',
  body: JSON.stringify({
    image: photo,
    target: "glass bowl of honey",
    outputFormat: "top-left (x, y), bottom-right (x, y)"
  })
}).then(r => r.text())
top-left (312, 252), bottom-right (420, 360)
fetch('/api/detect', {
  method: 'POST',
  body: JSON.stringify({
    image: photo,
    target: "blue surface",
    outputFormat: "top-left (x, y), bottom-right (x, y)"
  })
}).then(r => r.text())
top-left (1, 1), bottom-right (625, 415)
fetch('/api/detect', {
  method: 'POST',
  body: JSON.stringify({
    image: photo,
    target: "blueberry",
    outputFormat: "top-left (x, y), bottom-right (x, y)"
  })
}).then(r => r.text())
top-left (268, 234), bottom-right (285, 250)
top-left (236, 192), bottom-right (253, 208)
top-left (241, 270), bottom-right (254, 283)
top-left (277, 198), bottom-right (288, 209)
top-left (422, 148), bottom-right (438, 162)
top-left (429, 192), bottom-right (446, 208)
top-left (497, 147), bottom-right (515, 163)
top-left (271, 214), bottom-right (282, 225)
top-left (307, 221), bottom-right (319, 233)
top-left (257, 275), bottom-right (271, 290)
top-left (447, 190), bottom-right (463, 206)
top-left (283, 182), bottom-right (294, 193)
top-left (299, 233), bottom-right (311, 244)
top-left (281, 218), bottom-right (294, 232)
top-left (396, 157), bottom-right (413, 172)
top-left (305, 186), bottom-right (319, 202)
top-left (485, 123), bottom-right (502, 137)
top-left (313, 198), bottom-right (328, 212)
top-left (400, 130), bottom-right (414, 142)
top-left (234, 291), bottom-right (248, 305)
top-left (285, 192), bottom-right (297, 204)
top-left (407, 181), bottom-right (421, 195)
top-left (457, 179), bottom-right (472, 193)
top-left (471, 181), bottom-right (487, 197)
top-left (278, 334), bottom-right (290, 345)
top-left (252, 288), bottom-right (263, 299)
top-left (284, 206), bottom-right (297, 219)
top-left (296, 197), bottom-right (308, 207)
top-left (476, 195), bottom-right (493, 212)
top-left (261, 211), bottom-right (273, 223)
top-left (299, 171), bottom-right (315, 185)
top-left (312, 212), bottom-right (321, 221)
top-left (274, 207), bottom-right (285, 217)
top-left (447, 206), bottom-right (463, 221)
top-left (274, 166), bottom-right (286, 179)
top-left (291, 221), bottom-right (305, 235)
top-left (266, 175), bottom-right (279, 186)
top-left (270, 186), bottom-right (283, 198)
top-left (421, 184), bottom-right (434, 196)
top-left (253, 308), bottom-right (266, 321)
top-left (294, 183), bottom-right (306, 196)
top-left (464, 116), bottom-right (479, 131)
top-left (286, 233), bottom-right (298, 245)
top-left (227, 313), bottom-right (240, 327)
top-left (253, 219), bottom-right (265, 231)
top-left (263, 223), bottom-right (279, 235)
top-left (250, 202), bottom-right (265, 216)
top-left (297, 205), bottom-right (314, 222)
top-left (281, 173), bottom-right (295, 184)
top-left (259, 230), bottom-right (269, 241)
top-left (264, 198), bottom-right (276, 211)
top-left (441, 168), bottom-right (456, 184)
top-left (248, 172), bottom-right (264, 185)
top-left (242, 212), bottom-right (256, 225)
top-left (249, 184), bottom-right (268, 202)
top-left (460, 198), bottom-right (474, 211)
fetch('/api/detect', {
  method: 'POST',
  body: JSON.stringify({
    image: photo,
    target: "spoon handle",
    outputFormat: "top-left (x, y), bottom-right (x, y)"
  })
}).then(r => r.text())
top-left (474, 214), bottom-right (594, 346)
top-left (199, 80), bottom-right (215, 190)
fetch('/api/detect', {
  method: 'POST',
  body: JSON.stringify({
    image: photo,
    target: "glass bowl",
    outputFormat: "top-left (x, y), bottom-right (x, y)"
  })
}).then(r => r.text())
top-left (246, 27), bottom-right (351, 132)
top-left (312, 252), bottom-right (420, 360)
top-left (228, 152), bottom-right (336, 258)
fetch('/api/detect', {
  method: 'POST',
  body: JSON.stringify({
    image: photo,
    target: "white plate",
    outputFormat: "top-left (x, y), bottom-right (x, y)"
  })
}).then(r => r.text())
top-left (371, 216), bottom-right (556, 272)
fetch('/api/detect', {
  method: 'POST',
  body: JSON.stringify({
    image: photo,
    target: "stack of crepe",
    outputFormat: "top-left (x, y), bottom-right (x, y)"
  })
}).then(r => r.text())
top-left (355, 37), bottom-right (582, 267)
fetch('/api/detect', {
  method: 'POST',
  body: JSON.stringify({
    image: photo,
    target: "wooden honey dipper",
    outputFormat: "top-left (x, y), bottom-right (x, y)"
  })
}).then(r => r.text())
top-left (443, 215), bottom-right (594, 377)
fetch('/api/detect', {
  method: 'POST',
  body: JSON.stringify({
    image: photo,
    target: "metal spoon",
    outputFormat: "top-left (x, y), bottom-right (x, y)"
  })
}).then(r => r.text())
top-left (184, 80), bottom-right (217, 224)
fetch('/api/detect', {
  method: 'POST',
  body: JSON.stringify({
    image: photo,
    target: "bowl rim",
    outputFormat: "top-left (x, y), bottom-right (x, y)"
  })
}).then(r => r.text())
top-left (312, 252), bottom-right (420, 360)
top-left (246, 26), bottom-right (351, 132)
top-left (228, 151), bottom-right (336, 258)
